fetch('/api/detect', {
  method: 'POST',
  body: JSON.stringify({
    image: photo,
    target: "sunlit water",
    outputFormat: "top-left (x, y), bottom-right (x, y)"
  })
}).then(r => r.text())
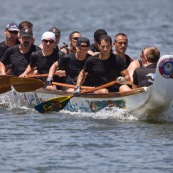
top-left (0, 0), bottom-right (173, 172)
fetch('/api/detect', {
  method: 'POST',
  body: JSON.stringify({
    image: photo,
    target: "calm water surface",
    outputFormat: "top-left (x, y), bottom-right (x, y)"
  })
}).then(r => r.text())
top-left (0, 0), bottom-right (173, 172)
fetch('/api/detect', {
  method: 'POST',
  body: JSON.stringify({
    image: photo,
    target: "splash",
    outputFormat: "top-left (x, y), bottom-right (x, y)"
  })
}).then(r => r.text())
top-left (0, 88), bottom-right (34, 113)
top-left (60, 107), bottom-right (137, 121)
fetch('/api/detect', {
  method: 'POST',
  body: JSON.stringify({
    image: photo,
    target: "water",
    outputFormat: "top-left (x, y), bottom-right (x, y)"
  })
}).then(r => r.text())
top-left (0, 0), bottom-right (173, 172)
top-left (1, 111), bottom-right (173, 173)
top-left (0, 0), bottom-right (173, 58)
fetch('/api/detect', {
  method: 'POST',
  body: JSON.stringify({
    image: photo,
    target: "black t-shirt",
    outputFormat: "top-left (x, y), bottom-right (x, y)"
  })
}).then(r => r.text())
top-left (30, 48), bottom-right (64, 83)
top-left (58, 53), bottom-right (92, 85)
top-left (30, 48), bottom-right (63, 74)
top-left (84, 56), bottom-right (107, 86)
top-left (138, 59), bottom-right (143, 67)
top-left (125, 54), bottom-right (133, 67)
top-left (0, 41), bottom-right (9, 59)
top-left (114, 53), bottom-right (133, 67)
top-left (1, 44), bottom-right (40, 76)
top-left (0, 40), bottom-right (20, 59)
top-left (133, 64), bottom-right (157, 87)
top-left (83, 53), bottom-right (127, 90)
top-left (89, 43), bottom-right (100, 52)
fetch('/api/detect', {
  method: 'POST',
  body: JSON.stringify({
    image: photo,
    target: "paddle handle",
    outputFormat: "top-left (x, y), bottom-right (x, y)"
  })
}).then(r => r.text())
top-left (27, 73), bottom-right (66, 78)
top-left (27, 74), bottom-right (48, 78)
top-left (80, 79), bottom-right (118, 95)
top-left (5, 69), bottom-right (12, 75)
top-left (79, 79), bottom-right (132, 95)
top-left (20, 74), bottom-right (97, 90)
top-left (52, 82), bottom-right (94, 90)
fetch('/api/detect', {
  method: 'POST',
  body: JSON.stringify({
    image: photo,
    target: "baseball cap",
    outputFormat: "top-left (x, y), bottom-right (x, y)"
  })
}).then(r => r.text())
top-left (20, 28), bottom-right (33, 37)
top-left (41, 31), bottom-right (55, 42)
top-left (49, 27), bottom-right (61, 35)
top-left (76, 37), bottom-right (90, 47)
top-left (6, 23), bottom-right (19, 31)
top-left (94, 29), bottom-right (107, 42)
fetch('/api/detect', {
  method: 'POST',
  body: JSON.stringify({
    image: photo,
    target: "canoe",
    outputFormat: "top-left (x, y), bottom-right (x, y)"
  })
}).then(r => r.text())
top-left (1, 55), bottom-right (173, 120)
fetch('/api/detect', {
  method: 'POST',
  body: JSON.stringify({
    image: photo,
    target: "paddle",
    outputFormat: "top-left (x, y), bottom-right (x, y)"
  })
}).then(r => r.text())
top-left (0, 74), bottom-right (47, 93)
top-left (34, 79), bottom-right (119, 113)
top-left (9, 77), bottom-right (94, 92)
top-left (0, 75), bottom-right (15, 94)
top-left (9, 77), bottom-right (45, 92)
top-left (52, 82), bottom-right (94, 90)
top-left (5, 74), bottom-right (49, 92)
top-left (24, 74), bottom-right (49, 78)
top-left (5, 69), bottom-right (12, 75)
top-left (28, 74), bottom-right (94, 89)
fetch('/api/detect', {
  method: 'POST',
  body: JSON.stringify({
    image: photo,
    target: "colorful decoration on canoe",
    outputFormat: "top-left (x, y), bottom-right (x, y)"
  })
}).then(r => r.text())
top-left (159, 58), bottom-right (173, 79)
top-left (87, 99), bottom-right (126, 112)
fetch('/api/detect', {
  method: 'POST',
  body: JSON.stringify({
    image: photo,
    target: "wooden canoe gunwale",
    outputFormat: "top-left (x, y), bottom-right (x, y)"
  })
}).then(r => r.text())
top-left (35, 87), bottom-right (146, 98)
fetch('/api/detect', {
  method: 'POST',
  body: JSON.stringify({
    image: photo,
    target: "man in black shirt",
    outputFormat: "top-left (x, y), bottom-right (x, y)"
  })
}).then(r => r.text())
top-left (0, 28), bottom-right (40, 76)
top-left (20, 31), bottom-right (64, 89)
top-left (113, 33), bottom-right (134, 67)
top-left (39, 26), bottom-right (62, 51)
top-left (74, 35), bottom-right (131, 96)
top-left (60, 31), bottom-right (81, 54)
top-left (128, 47), bottom-right (148, 84)
top-left (133, 47), bottom-right (160, 88)
top-left (49, 27), bottom-right (61, 49)
top-left (46, 37), bottom-right (92, 92)
top-left (0, 23), bottom-right (19, 74)
top-left (88, 29), bottom-right (108, 56)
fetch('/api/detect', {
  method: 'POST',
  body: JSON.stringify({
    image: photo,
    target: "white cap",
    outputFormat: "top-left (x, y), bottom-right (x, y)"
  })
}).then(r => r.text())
top-left (41, 31), bottom-right (55, 42)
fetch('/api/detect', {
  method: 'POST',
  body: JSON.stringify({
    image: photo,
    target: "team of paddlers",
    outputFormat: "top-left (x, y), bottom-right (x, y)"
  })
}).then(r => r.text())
top-left (0, 21), bottom-right (160, 96)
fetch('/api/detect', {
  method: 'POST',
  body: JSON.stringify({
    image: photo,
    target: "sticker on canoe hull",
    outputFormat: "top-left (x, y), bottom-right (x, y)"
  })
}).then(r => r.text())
top-left (87, 100), bottom-right (126, 112)
top-left (159, 58), bottom-right (173, 79)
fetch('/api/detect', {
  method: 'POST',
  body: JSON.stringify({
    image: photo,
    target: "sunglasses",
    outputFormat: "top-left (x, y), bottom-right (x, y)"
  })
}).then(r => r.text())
top-left (43, 40), bottom-right (54, 44)
top-left (8, 30), bottom-right (18, 35)
top-left (140, 54), bottom-right (144, 59)
top-left (72, 37), bottom-right (79, 41)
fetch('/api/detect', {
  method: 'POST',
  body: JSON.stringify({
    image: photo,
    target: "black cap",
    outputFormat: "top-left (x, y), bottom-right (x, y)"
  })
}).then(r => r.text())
top-left (94, 29), bottom-right (107, 42)
top-left (76, 37), bottom-right (90, 47)
top-left (20, 28), bottom-right (33, 37)
top-left (49, 27), bottom-right (61, 35)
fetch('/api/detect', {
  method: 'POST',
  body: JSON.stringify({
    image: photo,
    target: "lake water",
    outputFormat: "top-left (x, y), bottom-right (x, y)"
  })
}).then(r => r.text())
top-left (0, 0), bottom-right (173, 172)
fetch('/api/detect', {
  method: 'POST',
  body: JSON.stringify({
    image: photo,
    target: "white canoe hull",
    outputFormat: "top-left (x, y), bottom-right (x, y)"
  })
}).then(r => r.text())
top-left (23, 87), bottom-right (148, 113)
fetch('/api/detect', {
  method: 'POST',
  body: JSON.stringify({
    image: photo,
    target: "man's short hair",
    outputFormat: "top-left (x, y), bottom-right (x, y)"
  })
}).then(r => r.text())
top-left (18, 21), bottom-right (33, 30)
top-left (98, 35), bottom-right (112, 45)
top-left (146, 47), bottom-right (160, 62)
top-left (114, 33), bottom-right (128, 42)
top-left (69, 31), bottom-right (80, 39)
top-left (49, 27), bottom-right (61, 36)
top-left (94, 29), bottom-right (107, 42)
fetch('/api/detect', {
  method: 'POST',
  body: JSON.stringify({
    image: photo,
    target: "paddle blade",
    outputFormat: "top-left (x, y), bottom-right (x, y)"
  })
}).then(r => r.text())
top-left (34, 96), bottom-right (72, 113)
top-left (0, 83), bottom-right (11, 94)
top-left (0, 75), bottom-right (15, 82)
top-left (9, 77), bottom-right (45, 92)
top-left (0, 75), bottom-right (13, 94)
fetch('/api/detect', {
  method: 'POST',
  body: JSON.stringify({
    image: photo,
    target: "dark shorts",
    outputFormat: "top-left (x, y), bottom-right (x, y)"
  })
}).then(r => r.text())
top-left (107, 83), bottom-right (121, 92)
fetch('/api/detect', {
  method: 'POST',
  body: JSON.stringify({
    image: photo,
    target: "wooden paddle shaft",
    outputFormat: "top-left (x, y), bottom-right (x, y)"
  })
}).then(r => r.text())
top-left (25, 75), bottom-right (95, 89)
top-left (79, 78), bottom-right (133, 95)
top-left (52, 82), bottom-right (94, 90)
top-left (80, 79), bottom-right (119, 94)
top-left (27, 74), bottom-right (48, 78)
